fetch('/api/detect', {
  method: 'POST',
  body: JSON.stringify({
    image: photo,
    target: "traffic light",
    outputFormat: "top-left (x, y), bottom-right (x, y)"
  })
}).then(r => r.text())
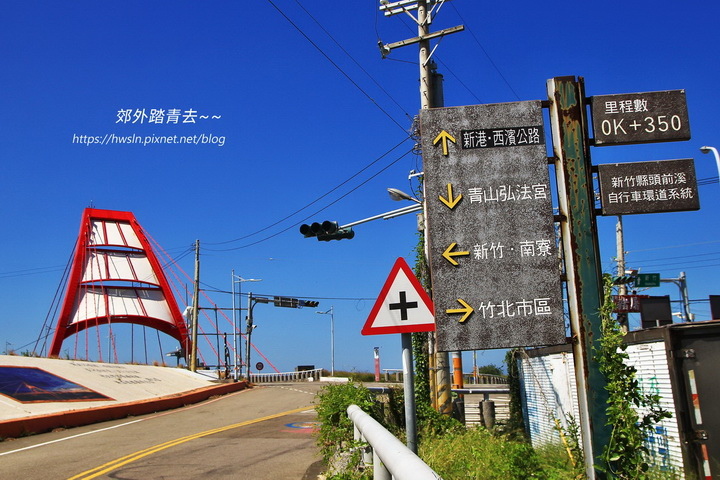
top-left (299, 221), bottom-right (355, 241)
top-left (612, 274), bottom-right (636, 285)
top-left (272, 296), bottom-right (319, 309)
top-left (298, 300), bottom-right (319, 308)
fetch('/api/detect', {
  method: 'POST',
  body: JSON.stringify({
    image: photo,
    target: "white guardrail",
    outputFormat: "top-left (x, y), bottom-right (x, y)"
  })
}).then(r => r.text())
top-left (248, 368), bottom-right (322, 383)
top-left (347, 404), bottom-right (442, 480)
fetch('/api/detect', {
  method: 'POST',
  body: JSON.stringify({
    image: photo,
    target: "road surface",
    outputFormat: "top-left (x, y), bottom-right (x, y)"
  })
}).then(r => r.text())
top-left (0, 383), bottom-right (325, 480)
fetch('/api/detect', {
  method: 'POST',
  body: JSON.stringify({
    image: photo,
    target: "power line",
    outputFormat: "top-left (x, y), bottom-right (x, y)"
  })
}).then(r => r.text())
top-left (631, 251), bottom-right (720, 265)
top-left (450, 3), bottom-right (522, 101)
top-left (205, 136), bottom-right (412, 247)
top-left (266, 0), bottom-right (409, 133)
top-left (203, 146), bottom-right (415, 251)
top-left (627, 240), bottom-right (720, 254)
top-left (294, 0), bottom-right (413, 123)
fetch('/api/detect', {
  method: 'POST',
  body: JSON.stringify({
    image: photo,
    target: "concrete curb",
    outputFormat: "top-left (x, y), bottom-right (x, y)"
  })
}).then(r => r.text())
top-left (0, 381), bottom-right (249, 439)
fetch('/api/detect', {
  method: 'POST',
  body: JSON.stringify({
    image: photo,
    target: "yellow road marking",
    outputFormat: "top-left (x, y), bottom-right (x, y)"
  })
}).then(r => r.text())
top-left (68, 405), bottom-right (313, 480)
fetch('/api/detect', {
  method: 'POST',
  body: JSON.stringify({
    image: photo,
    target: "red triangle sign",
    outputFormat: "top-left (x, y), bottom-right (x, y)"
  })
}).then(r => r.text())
top-left (362, 257), bottom-right (435, 335)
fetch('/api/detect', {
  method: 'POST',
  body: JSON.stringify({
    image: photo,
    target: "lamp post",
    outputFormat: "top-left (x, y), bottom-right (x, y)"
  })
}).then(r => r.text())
top-left (316, 307), bottom-right (335, 376)
top-left (387, 187), bottom-right (421, 204)
top-left (231, 271), bottom-right (261, 381)
top-left (700, 146), bottom-right (720, 185)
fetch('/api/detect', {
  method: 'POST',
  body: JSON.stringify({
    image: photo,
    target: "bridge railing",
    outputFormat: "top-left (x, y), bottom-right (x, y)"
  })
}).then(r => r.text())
top-left (463, 373), bottom-right (508, 385)
top-left (249, 368), bottom-right (322, 383)
top-left (347, 404), bottom-right (441, 480)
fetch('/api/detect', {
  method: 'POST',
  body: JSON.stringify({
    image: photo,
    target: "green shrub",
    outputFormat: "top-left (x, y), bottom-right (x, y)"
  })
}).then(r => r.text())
top-left (314, 382), bottom-right (379, 463)
top-left (421, 427), bottom-right (579, 479)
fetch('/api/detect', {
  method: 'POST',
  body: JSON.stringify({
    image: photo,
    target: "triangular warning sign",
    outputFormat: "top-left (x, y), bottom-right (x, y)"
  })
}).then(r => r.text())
top-left (362, 257), bottom-right (435, 335)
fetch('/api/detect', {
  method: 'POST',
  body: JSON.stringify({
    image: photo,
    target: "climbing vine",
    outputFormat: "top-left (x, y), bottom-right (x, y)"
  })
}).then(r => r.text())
top-left (596, 273), bottom-right (671, 479)
top-left (412, 229), bottom-right (431, 409)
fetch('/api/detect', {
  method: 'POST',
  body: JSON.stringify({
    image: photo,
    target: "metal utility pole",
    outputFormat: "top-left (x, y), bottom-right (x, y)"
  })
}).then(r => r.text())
top-left (317, 307), bottom-right (335, 376)
top-left (616, 216), bottom-right (629, 331)
top-left (547, 76), bottom-right (610, 479)
top-left (378, 0), bottom-right (463, 416)
top-left (662, 272), bottom-right (693, 322)
top-left (246, 292), bottom-right (255, 379)
top-left (190, 239), bottom-right (200, 372)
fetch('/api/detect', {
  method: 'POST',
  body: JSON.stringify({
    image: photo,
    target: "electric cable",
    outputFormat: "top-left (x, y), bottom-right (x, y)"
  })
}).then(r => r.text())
top-left (203, 146), bottom-right (415, 251)
top-left (294, 0), bottom-right (413, 123)
top-left (267, 0), bottom-right (409, 133)
top-left (205, 135), bottom-right (412, 246)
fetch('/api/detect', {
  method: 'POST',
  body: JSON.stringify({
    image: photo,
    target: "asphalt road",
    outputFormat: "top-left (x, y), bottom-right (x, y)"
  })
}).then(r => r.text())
top-left (0, 382), bottom-right (326, 480)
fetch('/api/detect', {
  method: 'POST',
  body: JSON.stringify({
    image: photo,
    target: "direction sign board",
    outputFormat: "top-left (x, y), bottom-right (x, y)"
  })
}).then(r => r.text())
top-left (635, 273), bottom-right (661, 288)
top-left (361, 257), bottom-right (435, 335)
top-left (597, 158), bottom-right (700, 215)
top-left (591, 90), bottom-right (690, 145)
top-left (420, 101), bottom-right (565, 351)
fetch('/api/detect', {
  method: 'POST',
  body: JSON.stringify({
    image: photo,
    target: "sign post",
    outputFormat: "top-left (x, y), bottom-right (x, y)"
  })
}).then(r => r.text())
top-left (362, 257), bottom-right (435, 454)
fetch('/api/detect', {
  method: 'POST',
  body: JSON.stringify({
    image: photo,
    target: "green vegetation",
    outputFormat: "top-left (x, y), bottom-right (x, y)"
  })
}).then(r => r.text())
top-left (314, 381), bottom-right (578, 479)
top-left (596, 274), bottom-right (672, 479)
top-left (314, 277), bottom-right (677, 478)
top-left (421, 429), bottom-right (579, 480)
top-left (475, 363), bottom-right (504, 376)
top-left (323, 369), bottom-right (378, 383)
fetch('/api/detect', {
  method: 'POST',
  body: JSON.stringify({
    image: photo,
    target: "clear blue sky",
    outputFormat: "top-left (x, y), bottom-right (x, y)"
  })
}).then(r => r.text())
top-left (2, 1), bottom-right (719, 374)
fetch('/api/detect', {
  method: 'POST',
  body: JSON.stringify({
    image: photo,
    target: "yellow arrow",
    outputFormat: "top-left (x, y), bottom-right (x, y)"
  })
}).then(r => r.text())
top-left (443, 242), bottom-right (469, 266)
top-left (439, 183), bottom-right (462, 209)
top-left (446, 299), bottom-right (473, 323)
top-left (433, 130), bottom-right (456, 156)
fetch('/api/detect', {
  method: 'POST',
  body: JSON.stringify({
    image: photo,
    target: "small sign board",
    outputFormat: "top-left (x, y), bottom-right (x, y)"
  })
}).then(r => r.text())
top-left (640, 296), bottom-right (673, 329)
top-left (598, 158), bottom-right (700, 215)
top-left (591, 90), bottom-right (690, 145)
top-left (613, 294), bottom-right (649, 313)
top-left (361, 257), bottom-right (435, 336)
top-left (636, 273), bottom-right (661, 288)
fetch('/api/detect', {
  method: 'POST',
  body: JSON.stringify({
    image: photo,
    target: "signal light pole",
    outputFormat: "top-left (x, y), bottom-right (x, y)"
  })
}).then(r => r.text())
top-left (245, 293), bottom-right (320, 379)
top-left (316, 306), bottom-right (335, 376)
top-left (299, 203), bottom-right (422, 242)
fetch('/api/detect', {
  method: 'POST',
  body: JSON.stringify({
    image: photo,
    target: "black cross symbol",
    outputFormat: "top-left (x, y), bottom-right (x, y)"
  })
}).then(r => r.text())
top-left (389, 291), bottom-right (418, 321)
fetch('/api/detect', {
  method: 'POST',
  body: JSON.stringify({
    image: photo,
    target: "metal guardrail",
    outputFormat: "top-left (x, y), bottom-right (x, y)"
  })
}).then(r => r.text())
top-left (463, 373), bottom-right (508, 384)
top-left (452, 386), bottom-right (510, 401)
top-left (249, 368), bottom-right (322, 383)
top-left (347, 404), bottom-right (442, 480)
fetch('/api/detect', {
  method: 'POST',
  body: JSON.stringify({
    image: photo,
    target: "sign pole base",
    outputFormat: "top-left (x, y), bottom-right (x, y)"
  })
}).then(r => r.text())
top-left (402, 332), bottom-right (417, 453)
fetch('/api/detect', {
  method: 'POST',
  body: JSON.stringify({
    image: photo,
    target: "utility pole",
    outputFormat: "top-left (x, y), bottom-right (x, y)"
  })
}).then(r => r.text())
top-left (378, 0), bottom-right (463, 416)
top-left (616, 216), bottom-right (628, 331)
top-left (662, 272), bottom-right (693, 322)
top-left (190, 239), bottom-right (200, 372)
top-left (246, 292), bottom-right (255, 379)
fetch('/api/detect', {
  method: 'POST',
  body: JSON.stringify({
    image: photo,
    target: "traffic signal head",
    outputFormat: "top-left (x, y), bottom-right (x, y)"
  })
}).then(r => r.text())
top-left (299, 220), bottom-right (354, 241)
top-left (298, 300), bottom-right (319, 308)
top-left (318, 227), bottom-right (354, 241)
top-left (612, 274), bottom-right (636, 285)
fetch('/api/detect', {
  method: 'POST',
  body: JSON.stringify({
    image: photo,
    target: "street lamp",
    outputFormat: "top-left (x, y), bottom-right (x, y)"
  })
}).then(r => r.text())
top-left (231, 271), bottom-right (261, 381)
top-left (316, 307), bottom-right (335, 376)
top-left (700, 146), bottom-right (720, 186)
top-left (388, 187), bottom-right (421, 204)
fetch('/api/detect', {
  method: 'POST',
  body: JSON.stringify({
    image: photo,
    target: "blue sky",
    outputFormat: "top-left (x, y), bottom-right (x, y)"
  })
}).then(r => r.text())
top-left (1, 1), bottom-right (719, 374)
